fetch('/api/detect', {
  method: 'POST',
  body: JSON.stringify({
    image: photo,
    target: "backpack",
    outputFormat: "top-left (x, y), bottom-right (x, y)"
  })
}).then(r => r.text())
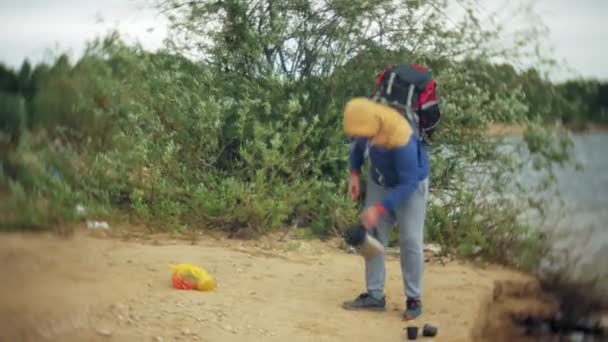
top-left (371, 63), bottom-right (441, 143)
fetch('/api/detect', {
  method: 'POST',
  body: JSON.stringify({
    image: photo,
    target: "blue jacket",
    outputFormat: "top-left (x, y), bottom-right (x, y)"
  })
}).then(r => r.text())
top-left (350, 137), bottom-right (430, 215)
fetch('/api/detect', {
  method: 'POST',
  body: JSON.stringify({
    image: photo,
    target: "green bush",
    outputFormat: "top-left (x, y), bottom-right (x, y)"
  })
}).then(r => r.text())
top-left (0, 132), bottom-right (86, 229)
top-left (0, 0), bottom-right (579, 271)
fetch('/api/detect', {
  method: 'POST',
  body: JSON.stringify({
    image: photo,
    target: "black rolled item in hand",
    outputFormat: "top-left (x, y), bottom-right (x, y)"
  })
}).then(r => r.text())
top-left (344, 224), bottom-right (367, 246)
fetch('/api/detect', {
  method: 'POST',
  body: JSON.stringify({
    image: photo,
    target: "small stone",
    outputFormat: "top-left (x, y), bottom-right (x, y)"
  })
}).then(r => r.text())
top-left (385, 247), bottom-right (400, 257)
top-left (182, 328), bottom-right (191, 335)
top-left (424, 243), bottom-right (442, 255)
top-left (112, 303), bottom-right (126, 310)
top-left (424, 250), bottom-right (433, 262)
top-left (155, 337), bottom-right (163, 342)
top-left (535, 323), bottom-right (551, 335)
top-left (599, 313), bottom-right (608, 328)
top-left (568, 332), bottom-right (584, 342)
top-left (96, 328), bottom-right (112, 337)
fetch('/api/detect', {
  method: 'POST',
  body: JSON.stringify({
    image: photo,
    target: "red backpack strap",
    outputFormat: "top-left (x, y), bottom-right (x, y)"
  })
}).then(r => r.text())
top-left (415, 80), bottom-right (438, 109)
top-left (375, 65), bottom-right (394, 87)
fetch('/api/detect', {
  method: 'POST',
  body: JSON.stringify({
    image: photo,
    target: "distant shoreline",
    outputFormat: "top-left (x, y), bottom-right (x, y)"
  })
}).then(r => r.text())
top-left (485, 122), bottom-right (608, 137)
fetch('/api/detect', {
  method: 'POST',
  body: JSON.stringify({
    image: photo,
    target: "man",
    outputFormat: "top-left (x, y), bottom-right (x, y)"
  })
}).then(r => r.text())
top-left (341, 96), bottom-right (430, 321)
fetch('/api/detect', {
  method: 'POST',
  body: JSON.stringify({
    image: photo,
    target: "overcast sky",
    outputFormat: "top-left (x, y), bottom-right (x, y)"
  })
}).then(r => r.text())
top-left (0, 0), bottom-right (606, 81)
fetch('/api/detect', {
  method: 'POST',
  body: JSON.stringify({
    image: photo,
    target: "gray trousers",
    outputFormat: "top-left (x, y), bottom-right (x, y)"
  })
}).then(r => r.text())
top-left (364, 175), bottom-right (429, 301)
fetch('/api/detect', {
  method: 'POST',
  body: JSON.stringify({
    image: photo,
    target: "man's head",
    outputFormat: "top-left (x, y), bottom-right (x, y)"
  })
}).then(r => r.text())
top-left (343, 97), bottom-right (412, 148)
top-left (343, 97), bottom-right (382, 138)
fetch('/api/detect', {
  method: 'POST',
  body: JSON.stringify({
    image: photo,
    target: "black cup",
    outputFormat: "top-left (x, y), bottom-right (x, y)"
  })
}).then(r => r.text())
top-left (406, 326), bottom-right (418, 340)
top-left (422, 324), bottom-right (437, 337)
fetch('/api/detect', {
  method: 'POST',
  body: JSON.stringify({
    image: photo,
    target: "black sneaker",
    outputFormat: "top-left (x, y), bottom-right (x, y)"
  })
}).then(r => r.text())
top-left (342, 293), bottom-right (386, 311)
top-left (403, 298), bottom-right (423, 320)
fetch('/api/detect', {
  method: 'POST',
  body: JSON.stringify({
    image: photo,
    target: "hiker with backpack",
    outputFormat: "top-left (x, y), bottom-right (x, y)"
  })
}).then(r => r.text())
top-left (341, 64), bottom-right (440, 321)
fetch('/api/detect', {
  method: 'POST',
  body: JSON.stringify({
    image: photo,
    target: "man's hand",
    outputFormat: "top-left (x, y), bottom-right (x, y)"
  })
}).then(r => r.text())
top-left (361, 205), bottom-right (380, 230)
top-left (348, 172), bottom-right (360, 200)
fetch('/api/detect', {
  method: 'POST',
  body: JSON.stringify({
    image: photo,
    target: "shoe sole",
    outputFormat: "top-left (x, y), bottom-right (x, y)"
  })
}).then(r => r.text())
top-left (341, 303), bottom-right (386, 311)
top-left (402, 312), bottom-right (422, 321)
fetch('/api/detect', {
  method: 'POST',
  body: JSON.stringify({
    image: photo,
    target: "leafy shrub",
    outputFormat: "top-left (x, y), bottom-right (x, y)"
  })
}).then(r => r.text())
top-left (0, 0), bottom-right (578, 271)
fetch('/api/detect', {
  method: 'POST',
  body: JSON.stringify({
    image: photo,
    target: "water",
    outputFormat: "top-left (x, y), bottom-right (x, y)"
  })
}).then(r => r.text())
top-left (439, 133), bottom-right (608, 233)
top-left (519, 133), bottom-right (608, 231)
top-left (513, 133), bottom-right (608, 300)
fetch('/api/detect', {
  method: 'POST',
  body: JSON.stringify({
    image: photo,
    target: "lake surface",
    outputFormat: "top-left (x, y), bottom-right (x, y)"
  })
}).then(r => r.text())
top-left (505, 133), bottom-right (607, 294)
top-left (529, 133), bottom-right (608, 232)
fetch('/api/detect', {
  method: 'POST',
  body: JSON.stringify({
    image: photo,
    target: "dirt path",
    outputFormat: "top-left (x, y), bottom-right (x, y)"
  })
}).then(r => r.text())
top-left (0, 226), bottom-right (530, 342)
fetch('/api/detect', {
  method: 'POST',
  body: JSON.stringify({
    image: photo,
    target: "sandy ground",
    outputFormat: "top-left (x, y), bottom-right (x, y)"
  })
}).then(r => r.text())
top-left (0, 226), bottom-right (532, 342)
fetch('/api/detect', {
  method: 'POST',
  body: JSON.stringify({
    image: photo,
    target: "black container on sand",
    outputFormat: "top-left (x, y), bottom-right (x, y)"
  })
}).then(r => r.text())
top-left (406, 326), bottom-right (419, 340)
top-left (423, 324), bottom-right (438, 337)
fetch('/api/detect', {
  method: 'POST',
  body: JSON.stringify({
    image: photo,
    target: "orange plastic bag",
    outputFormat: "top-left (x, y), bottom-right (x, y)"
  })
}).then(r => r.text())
top-left (168, 263), bottom-right (216, 291)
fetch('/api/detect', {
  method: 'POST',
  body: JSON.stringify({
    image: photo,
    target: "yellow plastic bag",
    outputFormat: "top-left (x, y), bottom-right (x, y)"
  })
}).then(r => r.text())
top-left (168, 263), bottom-right (216, 291)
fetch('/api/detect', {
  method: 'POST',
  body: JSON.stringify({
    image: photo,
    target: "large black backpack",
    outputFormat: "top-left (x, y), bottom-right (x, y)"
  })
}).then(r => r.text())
top-left (371, 63), bottom-right (441, 142)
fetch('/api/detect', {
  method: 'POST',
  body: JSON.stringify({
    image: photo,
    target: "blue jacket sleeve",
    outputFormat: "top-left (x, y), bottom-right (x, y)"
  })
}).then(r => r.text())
top-left (380, 138), bottom-right (420, 214)
top-left (349, 138), bottom-right (366, 173)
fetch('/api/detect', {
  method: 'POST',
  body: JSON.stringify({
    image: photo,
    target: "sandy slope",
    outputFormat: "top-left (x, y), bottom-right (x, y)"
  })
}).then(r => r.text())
top-left (0, 227), bottom-right (530, 342)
